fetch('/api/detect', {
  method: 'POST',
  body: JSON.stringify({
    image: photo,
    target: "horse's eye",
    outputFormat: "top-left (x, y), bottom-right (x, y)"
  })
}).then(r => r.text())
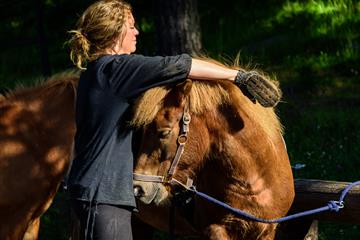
top-left (158, 129), bottom-right (171, 139)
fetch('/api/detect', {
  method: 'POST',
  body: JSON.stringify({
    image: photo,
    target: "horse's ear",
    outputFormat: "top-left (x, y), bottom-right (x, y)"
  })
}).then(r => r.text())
top-left (170, 79), bottom-right (192, 107)
top-left (176, 79), bottom-right (192, 98)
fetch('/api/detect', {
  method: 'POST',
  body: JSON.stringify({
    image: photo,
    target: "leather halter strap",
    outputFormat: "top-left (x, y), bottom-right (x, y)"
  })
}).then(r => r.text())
top-left (133, 100), bottom-right (191, 184)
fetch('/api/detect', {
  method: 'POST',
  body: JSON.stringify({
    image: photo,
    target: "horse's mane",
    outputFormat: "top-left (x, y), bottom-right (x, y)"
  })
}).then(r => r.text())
top-left (131, 58), bottom-right (283, 137)
top-left (2, 69), bottom-right (80, 101)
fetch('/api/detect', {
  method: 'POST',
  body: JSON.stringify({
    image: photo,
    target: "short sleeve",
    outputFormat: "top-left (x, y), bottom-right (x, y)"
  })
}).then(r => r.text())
top-left (103, 54), bottom-right (192, 98)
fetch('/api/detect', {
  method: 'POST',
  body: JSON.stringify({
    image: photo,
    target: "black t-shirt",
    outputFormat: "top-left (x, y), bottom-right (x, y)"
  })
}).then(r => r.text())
top-left (68, 53), bottom-right (192, 207)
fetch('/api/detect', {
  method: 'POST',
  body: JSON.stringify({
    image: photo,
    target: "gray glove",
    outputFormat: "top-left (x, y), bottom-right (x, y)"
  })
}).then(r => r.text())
top-left (235, 70), bottom-right (281, 107)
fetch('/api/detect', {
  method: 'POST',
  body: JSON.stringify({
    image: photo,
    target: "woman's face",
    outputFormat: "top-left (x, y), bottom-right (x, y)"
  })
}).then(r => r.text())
top-left (114, 13), bottom-right (139, 54)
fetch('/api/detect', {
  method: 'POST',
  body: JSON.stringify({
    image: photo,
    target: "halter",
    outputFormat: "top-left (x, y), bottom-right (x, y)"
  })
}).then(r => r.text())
top-left (133, 99), bottom-right (193, 189)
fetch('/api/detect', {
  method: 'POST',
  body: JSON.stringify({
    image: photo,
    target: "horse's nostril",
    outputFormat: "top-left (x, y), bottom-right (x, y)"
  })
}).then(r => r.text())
top-left (134, 185), bottom-right (144, 197)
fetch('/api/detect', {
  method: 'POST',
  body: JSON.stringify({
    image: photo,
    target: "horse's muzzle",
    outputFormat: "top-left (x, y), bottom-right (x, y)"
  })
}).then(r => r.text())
top-left (133, 181), bottom-right (169, 205)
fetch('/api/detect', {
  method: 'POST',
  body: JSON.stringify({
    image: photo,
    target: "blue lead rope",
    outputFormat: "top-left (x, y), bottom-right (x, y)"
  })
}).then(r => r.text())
top-left (188, 180), bottom-right (360, 223)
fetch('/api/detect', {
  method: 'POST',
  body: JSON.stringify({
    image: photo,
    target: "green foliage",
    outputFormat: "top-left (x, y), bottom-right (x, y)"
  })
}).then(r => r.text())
top-left (269, 0), bottom-right (360, 73)
top-left (200, 0), bottom-right (359, 90)
top-left (272, 0), bottom-right (359, 36)
top-left (279, 101), bottom-right (360, 181)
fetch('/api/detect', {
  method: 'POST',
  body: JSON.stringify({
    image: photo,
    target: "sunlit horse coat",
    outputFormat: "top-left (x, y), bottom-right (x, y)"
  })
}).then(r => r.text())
top-left (132, 79), bottom-right (294, 239)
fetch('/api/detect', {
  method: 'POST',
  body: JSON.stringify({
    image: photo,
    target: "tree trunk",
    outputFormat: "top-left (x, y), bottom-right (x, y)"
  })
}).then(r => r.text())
top-left (155, 0), bottom-right (202, 56)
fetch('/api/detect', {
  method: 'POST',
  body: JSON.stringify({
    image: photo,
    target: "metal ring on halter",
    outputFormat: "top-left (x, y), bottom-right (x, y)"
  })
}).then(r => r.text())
top-left (177, 134), bottom-right (188, 144)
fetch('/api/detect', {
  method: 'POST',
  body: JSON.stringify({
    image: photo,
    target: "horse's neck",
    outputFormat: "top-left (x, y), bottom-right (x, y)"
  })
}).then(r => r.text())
top-left (197, 109), bottom-right (262, 180)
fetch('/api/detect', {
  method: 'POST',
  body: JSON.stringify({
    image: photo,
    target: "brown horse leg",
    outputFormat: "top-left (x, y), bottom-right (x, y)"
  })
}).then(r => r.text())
top-left (22, 218), bottom-right (40, 240)
top-left (203, 224), bottom-right (230, 240)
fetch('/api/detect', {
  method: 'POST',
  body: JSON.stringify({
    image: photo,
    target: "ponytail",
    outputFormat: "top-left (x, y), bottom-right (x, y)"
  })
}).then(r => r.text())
top-left (68, 30), bottom-right (91, 70)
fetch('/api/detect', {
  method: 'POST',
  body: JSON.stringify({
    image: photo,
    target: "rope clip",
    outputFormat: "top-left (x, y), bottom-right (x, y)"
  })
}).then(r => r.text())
top-left (335, 201), bottom-right (345, 209)
top-left (328, 200), bottom-right (345, 212)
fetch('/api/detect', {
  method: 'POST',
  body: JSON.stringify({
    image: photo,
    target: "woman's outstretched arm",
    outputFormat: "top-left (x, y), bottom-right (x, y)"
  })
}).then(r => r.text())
top-left (188, 58), bottom-right (281, 107)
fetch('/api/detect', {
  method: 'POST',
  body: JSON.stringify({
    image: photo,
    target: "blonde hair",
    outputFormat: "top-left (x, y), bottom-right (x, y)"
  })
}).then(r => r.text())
top-left (67, 0), bottom-right (132, 69)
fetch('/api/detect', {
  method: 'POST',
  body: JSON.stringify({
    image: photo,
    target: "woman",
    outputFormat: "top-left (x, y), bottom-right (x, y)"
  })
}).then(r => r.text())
top-left (67, 0), bottom-right (280, 239)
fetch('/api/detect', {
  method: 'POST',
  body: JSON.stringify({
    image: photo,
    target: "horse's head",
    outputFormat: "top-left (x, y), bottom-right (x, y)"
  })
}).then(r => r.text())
top-left (133, 80), bottom-right (203, 205)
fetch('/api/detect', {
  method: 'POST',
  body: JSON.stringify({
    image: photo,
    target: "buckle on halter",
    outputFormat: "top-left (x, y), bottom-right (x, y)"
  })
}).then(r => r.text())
top-left (183, 113), bottom-right (191, 124)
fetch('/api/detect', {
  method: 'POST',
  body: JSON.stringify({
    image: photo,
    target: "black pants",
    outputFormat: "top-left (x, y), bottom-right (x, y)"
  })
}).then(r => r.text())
top-left (71, 200), bottom-right (133, 240)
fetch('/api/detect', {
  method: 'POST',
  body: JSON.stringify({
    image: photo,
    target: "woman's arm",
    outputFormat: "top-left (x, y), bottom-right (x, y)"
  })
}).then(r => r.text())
top-left (188, 58), bottom-right (238, 81)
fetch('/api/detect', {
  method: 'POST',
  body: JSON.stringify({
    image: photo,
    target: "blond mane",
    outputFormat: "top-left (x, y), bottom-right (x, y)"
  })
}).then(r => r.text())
top-left (131, 56), bottom-right (282, 138)
top-left (131, 80), bottom-right (231, 126)
top-left (131, 80), bottom-right (282, 137)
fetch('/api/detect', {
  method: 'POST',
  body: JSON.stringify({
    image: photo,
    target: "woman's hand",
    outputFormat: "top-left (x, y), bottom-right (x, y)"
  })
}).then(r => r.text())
top-left (235, 70), bottom-right (281, 107)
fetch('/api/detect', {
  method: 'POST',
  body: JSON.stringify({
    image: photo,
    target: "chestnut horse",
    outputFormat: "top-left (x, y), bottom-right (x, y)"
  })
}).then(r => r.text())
top-left (132, 78), bottom-right (295, 239)
top-left (0, 72), bottom-right (77, 239)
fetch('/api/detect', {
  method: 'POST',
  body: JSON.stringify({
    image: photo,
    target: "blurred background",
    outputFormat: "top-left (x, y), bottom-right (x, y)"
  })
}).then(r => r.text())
top-left (0, 0), bottom-right (359, 239)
